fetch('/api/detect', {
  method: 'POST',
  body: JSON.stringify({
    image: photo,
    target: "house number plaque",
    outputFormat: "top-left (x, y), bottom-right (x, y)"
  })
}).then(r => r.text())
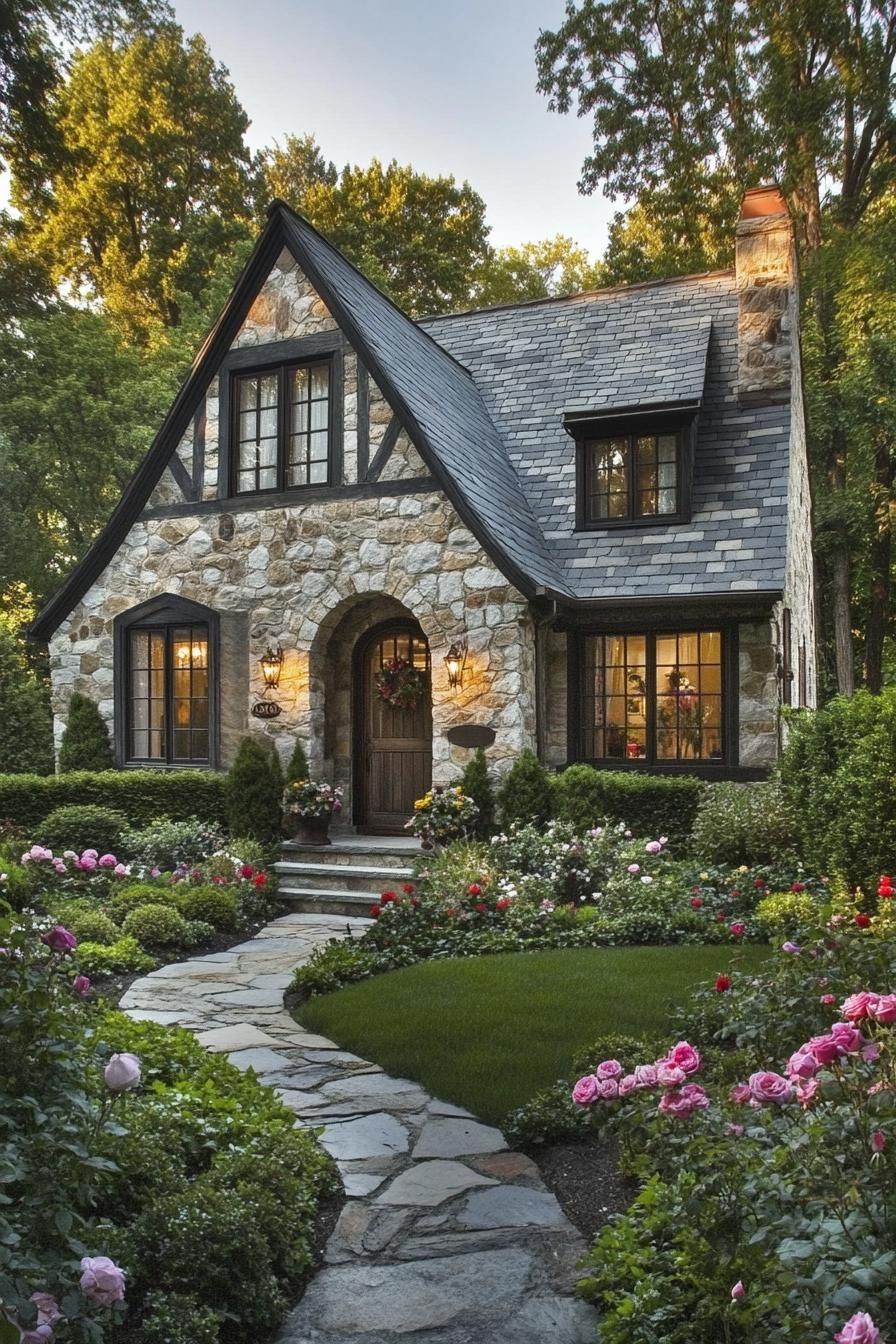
top-left (251, 701), bottom-right (282, 720)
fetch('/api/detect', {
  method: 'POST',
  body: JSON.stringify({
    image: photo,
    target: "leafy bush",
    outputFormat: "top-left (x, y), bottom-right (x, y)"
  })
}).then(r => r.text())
top-left (0, 769), bottom-right (227, 831)
top-left (125, 816), bottom-right (225, 871)
top-left (504, 1080), bottom-right (589, 1149)
top-left (177, 884), bottom-right (239, 932)
top-left (41, 803), bottom-right (129, 855)
top-left (108, 883), bottom-right (184, 923)
top-left (74, 936), bottom-right (158, 976)
top-left (497, 748), bottom-right (552, 829)
top-left (122, 903), bottom-right (191, 948)
top-left (292, 938), bottom-right (382, 997)
top-left (226, 737), bottom-right (283, 843)
top-left (63, 908), bottom-right (120, 946)
top-left (59, 690), bottom-right (114, 772)
top-left (552, 765), bottom-right (704, 849)
top-left (459, 747), bottom-right (496, 839)
top-left (286, 737), bottom-right (309, 784)
top-left (754, 889), bottom-right (820, 937)
top-left (0, 627), bottom-right (54, 775)
top-left (779, 690), bottom-right (896, 889)
top-left (141, 1291), bottom-right (221, 1344)
top-left (0, 859), bottom-right (34, 909)
top-left (691, 780), bottom-right (798, 865)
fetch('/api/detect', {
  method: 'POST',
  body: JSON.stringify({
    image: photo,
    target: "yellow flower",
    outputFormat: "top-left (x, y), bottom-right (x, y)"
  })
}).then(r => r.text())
top-left (737, 864), bottom-right (749, 874)
top-left (699, 872), bottom-right (709, 881)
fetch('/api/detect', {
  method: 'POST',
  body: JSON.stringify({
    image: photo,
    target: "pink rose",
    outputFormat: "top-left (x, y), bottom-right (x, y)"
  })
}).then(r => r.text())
top-left (730, 1281), bottom-right (745, 1301)
top-left (725, 1122), bottom-right (745, 1137)
top-left (831, 1022), bottom-right (866, 1054)
top-left (150, 867), bottom-right (161, 878)
top-left (645, 841), bottom-right (662, 855)
top-left (787, 1048), bottom-right (820, 1080)
top-left (627, 864), bottom-right (641, 875)
top-left (796, 1078), bottom-right (820, 1106)
top-left (633, 1064), bottom-right (658, 1090)
top-left (782, 941), bottom-right (801, 954)
top-left (79, 1256), bottom-right (126, 1307)
top-left (103, 1053), bottom-right (141, 1093)
top-left (40, 926), bottom-right (77, 955)
top-left (821, 993), bottom-right (836, 1005)
top-left (841, 992), bottom-right (880, 1021)
top-left (807, 1033), bottom-right (844, 1065)
top-left (596, 1077), bottom-right (619, 1100)
top-left (82, 849), bottom-right (98, 860)
top-left (30, 1294), bottom-right (62, 1328)
top-left (572, 1075), bottom-right (599, 1106)
top-left (658, 1084), bottom-right (710, 1117)
top-left (52, 860), bottom-right (66, 874)
top-left (618, 1074), bottom-right (637, 1096)
top-left (77, 855), bottom-right (97, 871)
top-left (834, 1311), bottom-right (881, 1344)
top-left (730, 921), bottom-right (746, 937)
top-left (656, 1062), bottom-right (687, 1089)
top-left (748, 1071), bottom-right (793, 1106)
top-left (871, 1129), bottom-right (886, 1154)
top-left (595, 1059), bottom-right (623, 1081)
top-left (862, 1042), bottom-right (881, 1063)
top-left (729, 1083), bottom-right (751, 1105)
top-left (73, 975), bottom-right (90, 997)
top-left (22, 1327), bottom-right (55, 1343)
top-left (870, 994), bottom-right (896, 1024)
top-left (98, 854), bottom-right (117, 868)
top-left (665, 1041), bottom-right (701, 1075)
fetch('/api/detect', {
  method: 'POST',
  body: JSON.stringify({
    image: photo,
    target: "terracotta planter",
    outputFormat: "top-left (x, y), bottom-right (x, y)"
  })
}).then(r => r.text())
top-left (294, 815), bottom-right (332, 846)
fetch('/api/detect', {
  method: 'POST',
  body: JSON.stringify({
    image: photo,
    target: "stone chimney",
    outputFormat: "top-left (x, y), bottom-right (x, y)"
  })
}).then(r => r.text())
top-left (735, 186), bottom-right (795, 398)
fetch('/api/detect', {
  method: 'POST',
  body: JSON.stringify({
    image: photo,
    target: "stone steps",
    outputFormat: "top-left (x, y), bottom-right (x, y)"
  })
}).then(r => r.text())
top-left (275, 837), bottom-right (419, 916)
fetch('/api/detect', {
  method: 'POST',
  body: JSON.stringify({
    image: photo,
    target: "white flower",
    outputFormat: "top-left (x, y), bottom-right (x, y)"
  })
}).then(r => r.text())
top-left (640, 875), bottom-right (654, 884)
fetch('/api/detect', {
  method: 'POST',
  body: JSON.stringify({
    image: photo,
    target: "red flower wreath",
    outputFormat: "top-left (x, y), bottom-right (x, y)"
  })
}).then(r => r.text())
top-left (374, 656), bottom-right (427, 710)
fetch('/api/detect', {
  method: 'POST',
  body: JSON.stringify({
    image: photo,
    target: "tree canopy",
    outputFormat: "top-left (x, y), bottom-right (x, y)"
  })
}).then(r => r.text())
top-left (472, 235), bottom-right (602, 306)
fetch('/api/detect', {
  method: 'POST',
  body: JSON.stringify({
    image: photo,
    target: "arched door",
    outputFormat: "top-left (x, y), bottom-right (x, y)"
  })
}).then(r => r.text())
top-left (355, 621), bottom-right (432, 833)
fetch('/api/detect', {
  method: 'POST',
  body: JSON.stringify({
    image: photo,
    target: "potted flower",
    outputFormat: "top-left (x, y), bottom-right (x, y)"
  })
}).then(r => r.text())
top-left (284, 779), bottom-right (344, 845)
top-left (405, 785), bottom-right (479, 850)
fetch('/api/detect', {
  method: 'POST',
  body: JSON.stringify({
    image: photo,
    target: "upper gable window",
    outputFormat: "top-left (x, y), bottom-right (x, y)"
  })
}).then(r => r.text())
top-left (234, 360), bottom-right (331, 495)
top-left (584, 431), bottom-right (680, 524)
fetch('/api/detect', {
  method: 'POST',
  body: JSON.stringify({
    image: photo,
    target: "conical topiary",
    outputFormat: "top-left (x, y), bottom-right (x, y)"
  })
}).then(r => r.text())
top-left (286, 737), bottom-right (310, 784)
top-left (226, 736), bottom-right (283, 844)
top-left (460, 746), bottom-right (496, 839)
top-left (497, 748), bottom-right (553, 830)
top-left (59, 691), bottom-right (114, 772)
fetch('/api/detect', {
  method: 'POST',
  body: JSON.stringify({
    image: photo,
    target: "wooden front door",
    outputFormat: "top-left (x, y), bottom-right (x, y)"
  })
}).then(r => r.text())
top-left (356, 622), bottom-right (432, 833)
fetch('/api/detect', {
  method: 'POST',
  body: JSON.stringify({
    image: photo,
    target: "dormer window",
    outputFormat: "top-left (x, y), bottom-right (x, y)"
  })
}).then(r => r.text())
top-left (233, 360), bottom-right (331, 495)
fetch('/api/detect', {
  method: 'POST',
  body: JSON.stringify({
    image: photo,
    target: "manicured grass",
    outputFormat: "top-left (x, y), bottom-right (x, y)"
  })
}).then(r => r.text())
top-left (299, 944), bottom-right (770, 1124)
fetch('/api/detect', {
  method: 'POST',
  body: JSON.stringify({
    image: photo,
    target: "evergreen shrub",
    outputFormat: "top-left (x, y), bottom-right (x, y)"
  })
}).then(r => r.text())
top-left (41, 803), bottom-right (128, 855)
top-left (58, 691), bottom-right (113, 772)
top-left (552, 766), bottom-right (704, 849)
top-left (690, 781), bottom-right (798, 866)
top-left (0, 770), bottom-right (227, 831)
top-left (497, 749), bottom-right (553, 829)
top-left (226, 737), bottom-right (283, 844)
top-left (121, 903), bottom-right (191, 948)
top-left (459, 747), bottom-right (496, 839)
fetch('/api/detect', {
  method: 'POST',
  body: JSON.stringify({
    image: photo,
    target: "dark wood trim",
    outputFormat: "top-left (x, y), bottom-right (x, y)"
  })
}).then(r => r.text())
top-left (574, 423), bottom-right (691, 531)
top-left (220, 332), bottom-right (346, 372)
top-left (356, 361), bottom-right (369, 483)
top-left (563, 398), bottom-right (702, 429)
top-left (167, 450), bottom-right (196, 502)
top-left (113, 594), bottom-right (220, 770)
top-left (557, 592), bottom-right (780, 628)
top-left (142, 475), bottom-right (437, 520)
top-left (365, 415), bottom-right (402, 483)
top-left (192, 406), bottom-right (206, 499)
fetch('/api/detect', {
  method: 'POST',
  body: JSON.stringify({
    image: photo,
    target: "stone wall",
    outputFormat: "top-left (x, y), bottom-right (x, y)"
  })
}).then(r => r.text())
top-left (735, 212), bottom-right (794, 396)
top-left (738, 619), bottom-right (779, 766)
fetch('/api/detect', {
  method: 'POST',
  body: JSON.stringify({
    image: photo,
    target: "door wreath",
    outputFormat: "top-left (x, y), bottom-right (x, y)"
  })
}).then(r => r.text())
top-left (374, 656), bottom-right (427, 710)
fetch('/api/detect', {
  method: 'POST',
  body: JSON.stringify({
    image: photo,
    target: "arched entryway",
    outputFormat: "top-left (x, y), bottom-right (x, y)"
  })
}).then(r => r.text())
top-left (353, 620), bottom-right (432, 833)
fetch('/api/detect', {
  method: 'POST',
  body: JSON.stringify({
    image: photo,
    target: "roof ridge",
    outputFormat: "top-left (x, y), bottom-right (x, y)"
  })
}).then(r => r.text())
top-left (420, 267), bottom-right (735, 324)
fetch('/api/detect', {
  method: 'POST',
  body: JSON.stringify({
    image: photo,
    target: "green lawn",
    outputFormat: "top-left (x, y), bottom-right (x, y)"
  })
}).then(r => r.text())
top-left (299, 944), bottom-right (769, 1124)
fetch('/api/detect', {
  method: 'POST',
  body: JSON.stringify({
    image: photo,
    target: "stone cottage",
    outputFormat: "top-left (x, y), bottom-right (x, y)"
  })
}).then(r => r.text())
top-left (33, 186), bottom-right (815, 833)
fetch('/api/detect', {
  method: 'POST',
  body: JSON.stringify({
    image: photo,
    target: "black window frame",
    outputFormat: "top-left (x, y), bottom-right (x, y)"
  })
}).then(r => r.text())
top-left (567, 405), bottom-right (697, 532)
top-left (568, 625), bottom-right (738, 772)
top-left (217, 334), bottom-right (344, 502)
top-left (114, 595), bottom-right (219, 770)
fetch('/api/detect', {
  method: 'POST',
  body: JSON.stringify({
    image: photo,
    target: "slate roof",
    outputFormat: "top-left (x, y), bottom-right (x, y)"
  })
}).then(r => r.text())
top-left (422, 274), bottom-right (790, 602)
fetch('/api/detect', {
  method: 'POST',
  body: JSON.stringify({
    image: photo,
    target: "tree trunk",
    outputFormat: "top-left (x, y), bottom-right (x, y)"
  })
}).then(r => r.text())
top-left (864, 438), bottom-right (893, 692)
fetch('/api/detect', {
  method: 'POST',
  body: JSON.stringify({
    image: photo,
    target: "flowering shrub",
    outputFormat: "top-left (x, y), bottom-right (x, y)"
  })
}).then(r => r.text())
top-left (405, 785), bottom-right (479, 845)
top-left (284, 779), bottom-right (344, 820)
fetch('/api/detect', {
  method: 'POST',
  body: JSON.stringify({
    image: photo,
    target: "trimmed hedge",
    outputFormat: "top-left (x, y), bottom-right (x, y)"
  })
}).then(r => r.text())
top-left (551, 765), bottom-right (705, 848)
top-left (0, 769), bottom-right (227, 832)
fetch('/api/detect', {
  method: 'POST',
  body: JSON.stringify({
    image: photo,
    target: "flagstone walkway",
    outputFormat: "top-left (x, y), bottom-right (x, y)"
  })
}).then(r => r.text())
top-left (119, 912), bottom-right (598, 1344)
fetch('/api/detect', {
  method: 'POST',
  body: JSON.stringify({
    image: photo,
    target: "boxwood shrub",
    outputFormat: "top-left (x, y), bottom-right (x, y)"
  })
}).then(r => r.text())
top-left (552, 766), bottom-right (705, 849)
top-left (41, 803), bottom-right (129, 855)
top-left (0, 769), bottom-right (227, 831)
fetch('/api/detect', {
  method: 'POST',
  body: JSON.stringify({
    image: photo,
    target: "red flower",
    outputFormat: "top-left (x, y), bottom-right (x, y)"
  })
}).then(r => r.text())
top-left (855, 913), bottom-right (871, 928)
top-left (468, 883), bottom-right (482, 896)
top-left (716, 911), bottom-right (728, 922)
top-left (729, 921), bottom-right (746, 937)
top-left (446, 907), bottom-right (457, 917)
top-left (380, 891), bottom-right (397, 904)
top-left (403, 883), bottom-right (415, 894)
top-left (411, 896), bottom-right (420, 907)
top-left (791, 882), bottom-right (805, 893)
top-left (475, 902), bottom-right (487, 915)
top-left (240, 864), bottom-right (254, 878)
top-left (753, 878), bottom-right (766, 889)
top-left (369, 904), bottom-right (382, 918)
top-left (496, 896), bottom-right (511, 910)
top-left (253, 872), bottom-right (267, 888)
top-left (878, 875), bottom-right (894, 898)
top-left (715, 975), bottom-right (732, 992)
top-left (729, 888), bottom-right (741, 899)
top-left (690, 897), bottom-right (702, 909)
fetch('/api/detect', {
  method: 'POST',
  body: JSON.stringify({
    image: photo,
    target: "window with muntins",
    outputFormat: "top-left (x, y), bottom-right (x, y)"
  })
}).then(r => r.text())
top-left (234, 360), bottom-right (331, 494)
top-left (585, 431), bottom-right (679, 523)
top-left (127, 624), bottom-right (210, 764)
top-left (581, 629), bottom-right (724, 764)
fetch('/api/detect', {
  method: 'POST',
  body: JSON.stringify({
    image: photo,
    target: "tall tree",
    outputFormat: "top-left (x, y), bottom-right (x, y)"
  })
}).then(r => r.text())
top-left (12, 20), bottom-right (256, 336)
top-left (537, 0), bottom-right (896, 693)
top-left (260, 148), bottom-right (490, 316)
top-left (472, 234), bottom-right (602, 306)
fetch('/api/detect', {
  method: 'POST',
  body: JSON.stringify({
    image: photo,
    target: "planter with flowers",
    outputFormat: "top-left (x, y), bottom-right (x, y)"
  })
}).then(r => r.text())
top-left (284, 779), bottom-right (344, 845)
top-left (405, 785), bottom-right (479, 849)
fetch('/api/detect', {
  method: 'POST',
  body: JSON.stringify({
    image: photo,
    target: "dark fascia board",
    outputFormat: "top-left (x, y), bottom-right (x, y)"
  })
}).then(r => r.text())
top-left (556, 589), bottom-right (781, 626)
top-left (30, 218), bottom-right (290, 641)
top-left (563, 398), bottom-right (702, 432)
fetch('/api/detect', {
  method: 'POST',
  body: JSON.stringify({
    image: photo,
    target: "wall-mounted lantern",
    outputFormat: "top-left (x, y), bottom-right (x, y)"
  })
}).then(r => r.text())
top-left (259, 644), bottom-right (284, 690)
top-left (444, 639), bottom-right (467, 691)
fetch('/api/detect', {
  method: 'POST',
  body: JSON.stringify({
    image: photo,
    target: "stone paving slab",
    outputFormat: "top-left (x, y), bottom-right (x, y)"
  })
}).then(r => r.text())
top-left (119, 913), bottom-right (598, 1343)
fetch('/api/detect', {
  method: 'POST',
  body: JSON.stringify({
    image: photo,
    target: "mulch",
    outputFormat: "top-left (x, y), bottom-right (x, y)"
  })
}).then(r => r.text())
top-left (534, 1134), bottom-right (638, 1243)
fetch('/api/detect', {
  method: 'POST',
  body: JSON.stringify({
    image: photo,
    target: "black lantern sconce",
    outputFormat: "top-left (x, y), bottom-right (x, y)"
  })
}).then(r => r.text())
top-left (444, 638), bottom-right (467, 691)
top-left (259, 644), bottom-right (284, 691)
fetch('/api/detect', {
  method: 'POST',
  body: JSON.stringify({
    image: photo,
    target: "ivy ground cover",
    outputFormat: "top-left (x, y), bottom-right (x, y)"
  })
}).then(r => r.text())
top-left (297, 943), bottom-right (770, 1125)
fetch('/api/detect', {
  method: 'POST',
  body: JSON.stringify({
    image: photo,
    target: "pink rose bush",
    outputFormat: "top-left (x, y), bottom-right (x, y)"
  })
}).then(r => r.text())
top-left (79, 1256), bottom-right (126, 1307)
top-left (835, 1313), bottom-right (882, 1344)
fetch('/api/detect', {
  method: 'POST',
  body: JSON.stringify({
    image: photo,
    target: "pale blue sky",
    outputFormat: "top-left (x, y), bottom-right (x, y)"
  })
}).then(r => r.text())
top-left (172, 0), bottom-right (616, 256)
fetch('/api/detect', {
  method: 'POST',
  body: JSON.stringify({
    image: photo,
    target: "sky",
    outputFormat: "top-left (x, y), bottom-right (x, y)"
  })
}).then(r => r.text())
top-left (171, 0), bottom-right (616, 258)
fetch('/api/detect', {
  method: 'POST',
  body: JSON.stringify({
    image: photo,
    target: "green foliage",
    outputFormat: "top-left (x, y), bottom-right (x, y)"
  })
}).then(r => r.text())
top-left (107, 883), bottom-right (183, 922)
top-left (141, 1292), bottom-right (221, 1344)
top-left (0, 860), bottom-right (33, 910)
top-left (177, 884), bottom-right (238, 932)
top-left (58, 691), bottom-right (113, 772)
top-left (690, 781), bottom-right (798, 866)
top-left (754, 890), bottom-right (820, 937)
top-left (497, 749), bottom-right (553, 830)
top-left (41, 802), bottom-right (128, 854)
top-left (226, 736), bottom-right (283, 844)
top-left (121, 902), bottom-right (191, 948)
top-left (552, 765), bottom-right (704, 849)
top-left (74, 935), bottom-right (158, 976)
top-left (285, 736), bottom-right (309, 784)
top-left (779, 691), bottom-right (896, 888)
top-left (571, 1031), bottom-right (666, 1078)
top-left (0, 626), bottom-right (53, 774)
top-left (458, 747), bottom-right (496, 839)
top-left (125, 816), bottom-right (226, 870)
top-left (62, 907), bottom-right (119, 946)
top-left (292, 938), bottom-right (382, 998)
top-left (472, 234), bottom-right (602, 305)
top-left (0, 768), bottom-right (227, 830)
top-left (503, 1079), bottom-right (588, 1149)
